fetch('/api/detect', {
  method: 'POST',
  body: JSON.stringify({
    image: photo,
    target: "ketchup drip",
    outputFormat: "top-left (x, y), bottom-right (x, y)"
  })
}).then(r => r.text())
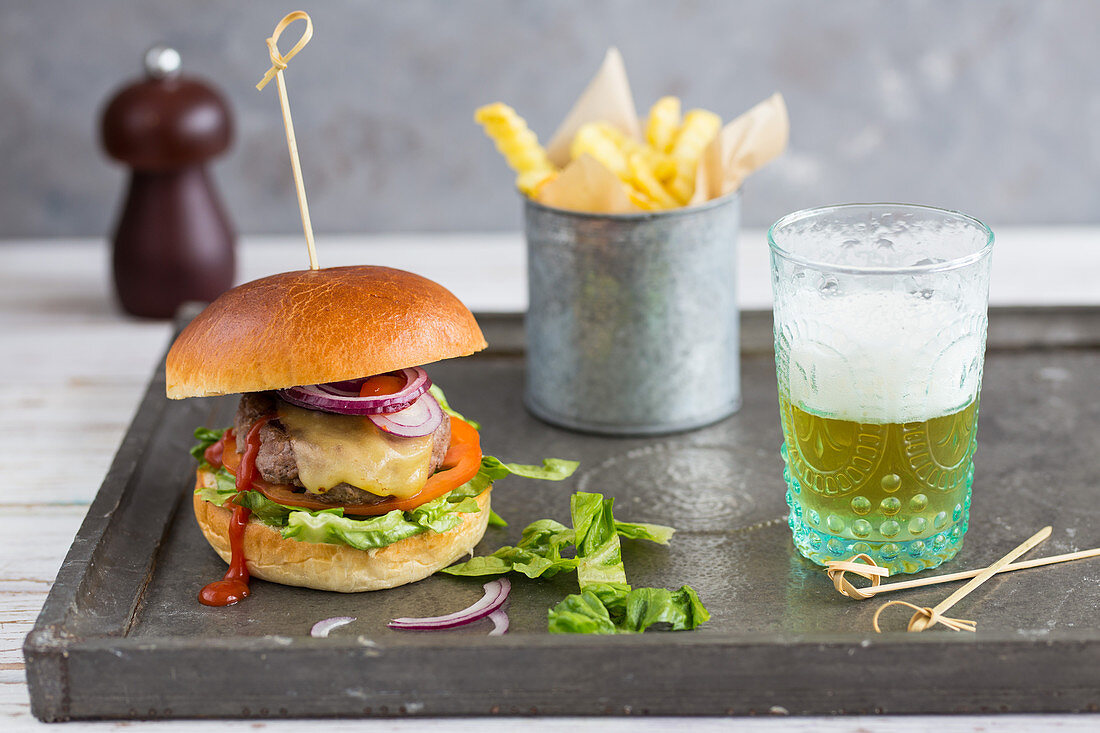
top-left (199, 415), bottom-right (273, 607)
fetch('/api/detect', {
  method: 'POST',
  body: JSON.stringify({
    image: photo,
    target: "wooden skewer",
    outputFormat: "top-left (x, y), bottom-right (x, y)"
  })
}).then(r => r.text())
top-left (915, 526), bottom-right (1050, 629)
top-left (860, 546), bottom-right (1100, 597)
top-left (257, 11), bottom-right (319, 270)
top-left (871, 526), bottom-right (1053, 632)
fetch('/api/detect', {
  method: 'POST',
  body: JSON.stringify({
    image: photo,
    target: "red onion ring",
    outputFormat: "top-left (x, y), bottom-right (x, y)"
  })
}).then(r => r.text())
top-left (278, 368), bottom-right (430, 415)
top-left (367, 392), bottom-right (444, 438)
top-left (310, 616), bottom-right (355, 638)
top-left (388, 578), bottom-right (511, 631)
top-left (487, 609), bottom-right (509, 636)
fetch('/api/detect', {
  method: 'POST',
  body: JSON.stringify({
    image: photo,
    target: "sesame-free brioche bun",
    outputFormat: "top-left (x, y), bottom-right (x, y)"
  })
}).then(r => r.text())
top-left (192, 475), bottom-right (491, 592)
top-left (166, 266), bottom-right (487, 399)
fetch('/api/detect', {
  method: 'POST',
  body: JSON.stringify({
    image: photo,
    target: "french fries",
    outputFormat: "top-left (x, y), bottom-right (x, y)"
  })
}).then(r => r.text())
top-left (645, 96), bottom-right (681, 154)
top-left (667, 109), bottom-right (721, 203)
top-left (571, 122), bottom-right (630, 180)
top-left (476, 96), bottom-right (721, 211)
top-left (474, 103), bottom-right (556, 196)
top-left (627, 152), bottom-right (680, 209)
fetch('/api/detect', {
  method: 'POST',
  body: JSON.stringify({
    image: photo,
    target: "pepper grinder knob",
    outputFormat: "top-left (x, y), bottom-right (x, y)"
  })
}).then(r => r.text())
top-left (144, 44), bottom-right (182, 79)
top-left (101, 45), bottom-right (236, 319)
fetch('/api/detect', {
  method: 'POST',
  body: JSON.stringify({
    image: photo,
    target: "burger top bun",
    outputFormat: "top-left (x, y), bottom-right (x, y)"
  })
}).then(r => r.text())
top-left (166, 266), bottom-right (487, 399)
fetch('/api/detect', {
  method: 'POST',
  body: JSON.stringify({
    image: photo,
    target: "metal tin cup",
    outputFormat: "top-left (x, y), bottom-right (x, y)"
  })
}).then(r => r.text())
top-left (524, 191), bottom-right (742, 435)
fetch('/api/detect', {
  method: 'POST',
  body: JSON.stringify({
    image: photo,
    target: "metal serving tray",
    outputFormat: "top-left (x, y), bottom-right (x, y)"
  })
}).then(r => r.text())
top-left (25, 309), bottom-right (1100, 720)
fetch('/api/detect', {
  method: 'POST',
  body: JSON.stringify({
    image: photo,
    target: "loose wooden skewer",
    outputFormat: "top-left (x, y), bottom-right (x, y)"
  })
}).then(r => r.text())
top-left (870, 526), bottom-right (1053, 632)
top-left (257, 11), bottom-right (319, 270)
top-left (830, 545), bottom-right (1100, 600)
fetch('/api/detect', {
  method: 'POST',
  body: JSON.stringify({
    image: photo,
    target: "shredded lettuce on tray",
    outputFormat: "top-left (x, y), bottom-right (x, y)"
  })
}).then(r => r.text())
top-left (444, 490), bottom-right (710, 634)
top-left (188, 387), bottom-right (577, 553)
top-left (547, 583), bottom-right (710, 634)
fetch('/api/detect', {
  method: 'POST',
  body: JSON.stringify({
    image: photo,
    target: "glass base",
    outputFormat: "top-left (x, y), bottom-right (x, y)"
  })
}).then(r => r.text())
top-left (786, 488), bottom-right (969, 575)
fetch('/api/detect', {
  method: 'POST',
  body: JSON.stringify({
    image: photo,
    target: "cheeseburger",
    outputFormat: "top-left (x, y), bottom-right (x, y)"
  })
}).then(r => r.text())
top-left (167, 265), bottom-right (574, 606)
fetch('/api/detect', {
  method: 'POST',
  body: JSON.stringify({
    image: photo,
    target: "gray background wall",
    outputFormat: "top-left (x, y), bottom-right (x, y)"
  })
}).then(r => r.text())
top-left (1, 0), bottom-right (1097, 238)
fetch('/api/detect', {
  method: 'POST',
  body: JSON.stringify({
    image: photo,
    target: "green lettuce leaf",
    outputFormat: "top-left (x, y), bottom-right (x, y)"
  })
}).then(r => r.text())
top-left (190, 427), bottom-right (226, 467)
top-left (571, 493), bottom-right (627, 587)
top-left (283, 505), bottom-right (457, 551)
top-left (442, 518), bottom-right (577, 578)
top-left (624, 585), bottom-right (710, 632)
top-left (549, 582), bottom-right (709, 634)
top-left (546, 588), bottom-right (619, 634)
top-left (233, 487), bottom-right (301, 525)
top-left (457, 456), bottom-right (580, 497)
top-left (281, 490), bottom-right (486, 551)
top-left (193, 468), bottom-right (305, 530)
top-left (444, 492), bottom-right (674, 582)
top-left (613, 520), bottom-right (675, 545)
top-left (194, 466), bottom-right (238, 506)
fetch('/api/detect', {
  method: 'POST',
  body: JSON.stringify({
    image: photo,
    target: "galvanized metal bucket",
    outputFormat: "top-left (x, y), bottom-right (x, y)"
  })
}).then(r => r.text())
top-left (524, 191), bottom-right (742, 435)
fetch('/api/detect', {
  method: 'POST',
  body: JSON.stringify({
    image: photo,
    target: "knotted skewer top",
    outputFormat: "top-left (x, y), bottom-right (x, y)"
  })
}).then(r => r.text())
top-left (255, 10), bottom-right (318, 270)
top-left (826, 553), bottom-right (889, 600)
top-left (257, 11), bottom-right (313, 91)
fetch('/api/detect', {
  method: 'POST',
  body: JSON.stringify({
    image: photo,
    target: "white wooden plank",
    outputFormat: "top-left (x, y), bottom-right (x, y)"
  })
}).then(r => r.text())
top-left (2, 711), bottom-right (1100, 733)
top-left (0, 506), bottom-right (87, 723)
top-left (3, 228), bottom-right (1099, 318)
top-left (0, 379), bottom-right (148, 505)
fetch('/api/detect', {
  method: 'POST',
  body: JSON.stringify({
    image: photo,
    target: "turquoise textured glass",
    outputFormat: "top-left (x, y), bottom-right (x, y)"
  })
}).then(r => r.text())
top-left (768, 204), bottom-right (994, 574)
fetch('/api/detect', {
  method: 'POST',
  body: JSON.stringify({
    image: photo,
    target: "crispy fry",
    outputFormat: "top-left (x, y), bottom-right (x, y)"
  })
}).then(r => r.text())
top-left (516, 169), bottom-right (557, 197)
top-left (627, 152), bottom-right (680, 209)
top-left (583, 122), bottom-right (679, 206)
top-left (475, 103), bottom-right (556, 185)
top-left (597, 120), bottom-right (677, 188)
top-left (624, 184), bottom-right (660, 211)
top-left (645, 96), bottom-right (681, 154)
top-left (654, 157), bottom-right (677, 182)
top-left (595, 122), bottom-right (651, 161)
top-left (670, 108), bottom-right (722, 159)
top-left (570, 122), bottom-right (630, 179)
top-left (668, 108), bottom-right (721, 203)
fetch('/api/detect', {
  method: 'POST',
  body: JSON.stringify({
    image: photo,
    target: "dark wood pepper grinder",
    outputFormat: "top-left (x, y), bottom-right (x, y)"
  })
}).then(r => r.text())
top-left (101, 45), bottom-right (236, 319)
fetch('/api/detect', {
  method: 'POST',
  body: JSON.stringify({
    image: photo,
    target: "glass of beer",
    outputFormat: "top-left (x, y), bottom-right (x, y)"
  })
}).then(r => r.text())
top-left (769, 204), bottom-right (994, 574)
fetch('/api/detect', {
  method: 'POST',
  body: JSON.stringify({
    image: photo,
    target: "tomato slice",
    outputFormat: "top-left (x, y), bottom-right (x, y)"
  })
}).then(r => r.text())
top-left (213, 416), bottom-right (484, 516)
top-left (359, 374), bottom-right (406, 397)
top-left (220, 431), bottom-right (241, 473)
top-left (203, 435), bottom-right (227, 469)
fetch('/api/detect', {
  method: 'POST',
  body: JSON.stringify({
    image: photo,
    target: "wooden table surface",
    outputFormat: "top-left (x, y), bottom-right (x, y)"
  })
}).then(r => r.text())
top-left (3, 231), bottom-right (1099, 732)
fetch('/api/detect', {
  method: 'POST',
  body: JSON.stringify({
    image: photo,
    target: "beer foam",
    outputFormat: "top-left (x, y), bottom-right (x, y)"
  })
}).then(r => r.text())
top-left (781, 291), bottom-right (986, 423)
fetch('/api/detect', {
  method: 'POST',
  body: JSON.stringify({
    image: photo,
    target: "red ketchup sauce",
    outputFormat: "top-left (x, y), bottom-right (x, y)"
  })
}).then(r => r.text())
top-left (199, 415), bottom-right (273, 607)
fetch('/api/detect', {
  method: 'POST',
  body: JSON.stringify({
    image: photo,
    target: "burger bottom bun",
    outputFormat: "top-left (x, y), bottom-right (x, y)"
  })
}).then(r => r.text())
top-left (192, 473), bottom-right (490, 592)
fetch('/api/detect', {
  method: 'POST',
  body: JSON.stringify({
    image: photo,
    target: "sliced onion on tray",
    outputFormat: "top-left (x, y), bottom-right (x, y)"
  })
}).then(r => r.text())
top-left (487, 609), bottom-right (509, 636)
top-left (367, 392), bottom-right (444, 438)
top-left (310, 616), bottom-right (356, 638)
top-left (388, 578), bottom-right (510, 631)
top-left (278, 367), bottom-right (430, 416)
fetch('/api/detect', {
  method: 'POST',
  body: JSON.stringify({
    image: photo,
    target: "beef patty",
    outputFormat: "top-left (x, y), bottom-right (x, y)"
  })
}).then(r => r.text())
top-left (234, 391), bottom-right (452, 505)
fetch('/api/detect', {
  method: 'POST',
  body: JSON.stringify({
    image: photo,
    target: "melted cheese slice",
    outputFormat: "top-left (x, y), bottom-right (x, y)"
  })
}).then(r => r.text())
top-left (277, 403), bottom-right (435, 498)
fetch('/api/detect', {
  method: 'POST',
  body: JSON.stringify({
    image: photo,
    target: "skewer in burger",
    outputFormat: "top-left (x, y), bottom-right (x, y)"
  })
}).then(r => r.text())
top-left (167, 265), bottom-right (576, 606)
